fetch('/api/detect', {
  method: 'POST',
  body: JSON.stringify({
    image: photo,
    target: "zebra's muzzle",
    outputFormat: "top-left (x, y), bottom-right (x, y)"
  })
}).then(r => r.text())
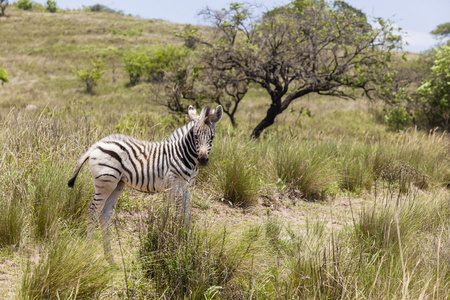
top-left (198, 153), bottom-right (209, 166)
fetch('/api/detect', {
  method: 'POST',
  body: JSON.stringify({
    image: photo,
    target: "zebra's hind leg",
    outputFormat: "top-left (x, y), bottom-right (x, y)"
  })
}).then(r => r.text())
top-left (99, 180), bottom-right (125, 264)
top-left (87, 180), bottom-right (117, 234)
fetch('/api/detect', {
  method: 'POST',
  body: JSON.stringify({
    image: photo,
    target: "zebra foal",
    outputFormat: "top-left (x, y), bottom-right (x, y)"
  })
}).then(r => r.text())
top-left (68, 105), bottom-right (223, 256)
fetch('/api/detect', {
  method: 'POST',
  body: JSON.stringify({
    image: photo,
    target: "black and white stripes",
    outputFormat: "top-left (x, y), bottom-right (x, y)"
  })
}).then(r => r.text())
top-left (68, 105), bottom-right (223, 258)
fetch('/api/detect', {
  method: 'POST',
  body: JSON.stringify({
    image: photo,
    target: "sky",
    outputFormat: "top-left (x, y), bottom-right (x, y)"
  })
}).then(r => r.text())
top-left (30, 0), bottom-right (450, 53)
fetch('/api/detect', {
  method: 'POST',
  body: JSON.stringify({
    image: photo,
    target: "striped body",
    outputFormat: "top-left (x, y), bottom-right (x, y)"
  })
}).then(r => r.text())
top-left (68, 105), bottom-right (223, 261)
top-left (88, 132), bottom-right (198, 194)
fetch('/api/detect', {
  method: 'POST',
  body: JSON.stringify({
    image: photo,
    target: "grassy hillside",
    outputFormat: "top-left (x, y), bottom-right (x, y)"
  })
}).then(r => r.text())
top-left (0, 5), bottom-right (449, 299)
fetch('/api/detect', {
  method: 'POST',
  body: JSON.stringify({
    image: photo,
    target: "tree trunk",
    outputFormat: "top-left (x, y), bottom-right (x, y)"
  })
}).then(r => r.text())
top-left (250, 103), bottom-right (280, 139)
top-left (250, 89), bottom-right (313, 139)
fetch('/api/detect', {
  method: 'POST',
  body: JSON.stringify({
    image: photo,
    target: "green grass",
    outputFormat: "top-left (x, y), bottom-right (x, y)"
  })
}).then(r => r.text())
top-left (274, 139), bottom-right (338, 200)
top-left (20, 230), bottom-right (111, 299)
top-left (0, 5), bottom-right (449, 299)
top-left (31, 160), bottom-right (92, 241)
top-left (203, 136), bottom-right (259, 207)
top-left (139, 201), bottom-right (256, 299)
top-left (0, 196), bottom-right (26, 248)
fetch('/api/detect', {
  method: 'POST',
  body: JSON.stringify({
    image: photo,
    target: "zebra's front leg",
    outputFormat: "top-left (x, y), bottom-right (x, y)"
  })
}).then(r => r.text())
top-left (170, 181), bottom-right (191, 229)
top-left (182, 188), bottom-right (191, 226)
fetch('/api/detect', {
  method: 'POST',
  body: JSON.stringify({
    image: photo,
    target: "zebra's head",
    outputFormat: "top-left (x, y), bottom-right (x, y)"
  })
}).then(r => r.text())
top-left (188, 105), bottom-right (223, 167)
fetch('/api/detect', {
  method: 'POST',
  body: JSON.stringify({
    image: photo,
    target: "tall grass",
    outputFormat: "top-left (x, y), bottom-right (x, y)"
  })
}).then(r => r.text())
top-left (0, 107), bottom-right (448, 298)
top-left (32, 160), bottom-right (92, 241)
top-left (199, 135), bottom-right (259, 207)
top-left (274, 139), bottom-right (338, 200)
top-left (20, 230), bottom-right (111, 299)
top-left (350, 184), bottom-right (450, 297)
top-left (0, 154), bottom-right (28, 248)
top-left (242, 180), bottom-right (450, 299)
top-left (140, 200), bottom-right (257, 299)
top-left (0, 196), bottom-right (26, 248)
top-left (337, 141), bottom-right (374, 193)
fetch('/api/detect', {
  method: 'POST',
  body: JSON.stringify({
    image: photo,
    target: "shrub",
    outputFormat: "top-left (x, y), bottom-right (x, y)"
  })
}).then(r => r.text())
top-left (384, 105), bottom-right (413, 131)
top-left (413, 45), bottom-right (450, 130)
top-left (45, 0), bottom-right (56, 12)
top-left (88, 3), bottom-right (123, 14)
top-left (180, 24), bottom-right (198, 49)
top-left (147, 45), bottom-right (190, 82)
top-left (17, 0), bottom-right (32, 10)
top-left (0, 67), bottom-right (8, 84)
top-left (71, 57), bottom-right (105, 94)
top-left (123, 46), bottom-right (190, 85)
top-left (122, 50), bottom-right (150, 86)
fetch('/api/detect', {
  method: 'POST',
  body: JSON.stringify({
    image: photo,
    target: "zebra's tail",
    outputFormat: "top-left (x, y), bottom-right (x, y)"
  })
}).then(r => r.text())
top-left (68, 151), bottom-right (90, 188)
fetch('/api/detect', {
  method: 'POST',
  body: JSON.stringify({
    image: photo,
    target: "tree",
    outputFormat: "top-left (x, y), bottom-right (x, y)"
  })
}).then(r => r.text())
top-left (71, 58), bottom-right (105, 94)
top-left (431, 22), bottom-right (450, 40)
top-left (45, 0), bottom-right (57, 13)
top-left (163, 3), bottom-right (255, 126)
top-left (150, 66), bottom-right (206, 115)
top-left (190, 1), bottom-right (402, 138)
top-left (198, 57), bottom-right (249, 127)
top-left (0, 0), bottom-right (7, 16)
top-left (17, 0), bottom-right (32, 10)
top-left (412, 45), bottom-right (450, 130)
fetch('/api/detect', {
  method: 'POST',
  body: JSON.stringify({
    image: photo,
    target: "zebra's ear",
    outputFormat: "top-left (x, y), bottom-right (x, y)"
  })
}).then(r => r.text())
top-left (212, 105), bottom-right (223, 123)
top-left (199, 105), bottom-right (211, 121)
top-left (188, 105), bottom-right (200, 121)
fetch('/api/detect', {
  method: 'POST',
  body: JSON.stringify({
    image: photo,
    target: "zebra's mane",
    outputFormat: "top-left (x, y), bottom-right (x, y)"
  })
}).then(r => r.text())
top-left (165, 121), bottom-right (195, 143)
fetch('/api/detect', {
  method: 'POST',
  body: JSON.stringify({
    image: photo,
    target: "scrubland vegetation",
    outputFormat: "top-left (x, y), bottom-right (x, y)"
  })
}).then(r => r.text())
top-left (0, 2), bottom-right (449, 299)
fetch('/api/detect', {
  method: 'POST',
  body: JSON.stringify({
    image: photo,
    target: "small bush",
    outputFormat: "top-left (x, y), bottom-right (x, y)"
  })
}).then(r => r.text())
top-left (147, 45), bottom-right (190, 82)
top-left (384, 105), bottom-right (413, 131)
top-left (17, 0), bottom-right (32, 10)
top-left (123, 46), bottom-right (190, 85)
top-left (0, 67), bottom-right (8, 84)
top-left (45, 0), bottom-right (57, 12)
top-left (71, 57), bottom-right (105, 94)
top-left (122, 50), bottom-right (150, 86)
top-left (88, 3), bottom-right (123, 14)
top-left (181, 24), bottom-right (198, 49)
